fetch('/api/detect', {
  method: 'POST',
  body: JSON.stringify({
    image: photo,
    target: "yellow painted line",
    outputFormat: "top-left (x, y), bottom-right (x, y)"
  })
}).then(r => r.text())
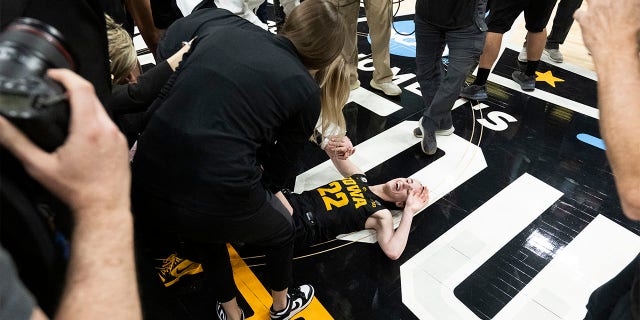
top-left (228, 244), bottom-right (334, 319)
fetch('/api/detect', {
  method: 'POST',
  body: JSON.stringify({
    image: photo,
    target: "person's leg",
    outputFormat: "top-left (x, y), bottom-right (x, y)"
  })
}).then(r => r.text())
top-left (331, 0), bottom-right (360, 87)
top-left (200, 244), bottom-right (243, 320)
top-left (364, 0), bottom-right (399, 94)
top-left (512, 0), bottom-right (556, 90)
top-left (471, 0), bottom-right (524, 86)
top-left (138, 185), bottom-right (298, 319)
top-left (256, 192), bottom-right (315, 319)
top-left (463, 31), bottom-right (501, 100)
top-left (525, 29), bottom-right (547, 66)
top-left (546, 0), bottom-right (583, 49)
top-left (475, 32), bottom-right (503, 81)
top-left (413, 13), bottom-right (443, 154)
top-left (415, 13), bottom-right (444, 111)
top-left (427, 24), bottom-right (486, 130)
top-left (523, 0), bottom-right (556, 62)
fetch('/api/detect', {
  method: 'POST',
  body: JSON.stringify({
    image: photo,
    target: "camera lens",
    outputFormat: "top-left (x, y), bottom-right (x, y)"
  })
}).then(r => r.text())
top-left (0, 17), bottom-right (74, 77)
top-left (0, 18), bottom-right (74, 151)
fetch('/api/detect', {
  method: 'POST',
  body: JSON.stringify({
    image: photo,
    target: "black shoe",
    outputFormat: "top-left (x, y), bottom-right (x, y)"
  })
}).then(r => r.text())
top-left (270, 284), bottom-right (314, 320)
top-left (512, 71), bottom-right (536, 91)
top-left (216, 302), bottom-right (245, 320)
top-left (459, 84), bottom-right (488, 101)
top-left (418, 117), bottom-right (437, 155)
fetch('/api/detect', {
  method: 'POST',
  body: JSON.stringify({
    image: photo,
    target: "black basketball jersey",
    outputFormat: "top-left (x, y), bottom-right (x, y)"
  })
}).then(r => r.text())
top-left (288, 174), bottom-right (385, 247)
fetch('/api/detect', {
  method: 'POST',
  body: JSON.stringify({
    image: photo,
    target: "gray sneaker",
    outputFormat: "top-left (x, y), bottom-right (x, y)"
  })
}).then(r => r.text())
top-left (417, 117), bottom-right (438, 155)
top-left (459, 84), bottom-right (488, 101)
top-left (518, 45), bottom-right (527, 62)
top-left (512, 71), bottom-right (536, 91)
top-left (544, 48), bottom-right (563, 63)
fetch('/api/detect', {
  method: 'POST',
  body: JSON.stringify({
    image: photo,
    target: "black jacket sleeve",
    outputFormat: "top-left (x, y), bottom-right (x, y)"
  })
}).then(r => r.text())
top-left (107, 60), bottom-right (173, 116)
top-left (260, 91), bottom-right (322, 192)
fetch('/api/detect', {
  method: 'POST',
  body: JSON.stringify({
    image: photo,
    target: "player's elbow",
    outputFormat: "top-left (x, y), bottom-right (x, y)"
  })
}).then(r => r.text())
top-left (386, 252), bottom-right (401, 260)
top-left (382, 246), bottom-right (403, 260)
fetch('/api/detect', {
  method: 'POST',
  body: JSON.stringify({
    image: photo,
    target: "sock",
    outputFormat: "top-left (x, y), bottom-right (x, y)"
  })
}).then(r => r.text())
top-left (473, 68), bottom-right (490, 86)
top-left (525, 60), bottom-right (539, 77)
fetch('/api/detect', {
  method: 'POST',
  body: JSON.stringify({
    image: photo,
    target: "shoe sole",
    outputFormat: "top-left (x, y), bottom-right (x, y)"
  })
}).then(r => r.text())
top-left (459, 92), bottom-right (488, 101)
top-left (413, 126), bottom-right (455, 138)
top-left (437, 126), bottom-right (455, 136)
top-left (370, 80), bottom-right (401, 96)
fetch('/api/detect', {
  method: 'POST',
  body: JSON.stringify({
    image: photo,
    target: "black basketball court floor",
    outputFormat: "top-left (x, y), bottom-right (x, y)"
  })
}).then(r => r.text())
top-left (133, 7), bottom-right (640, 320)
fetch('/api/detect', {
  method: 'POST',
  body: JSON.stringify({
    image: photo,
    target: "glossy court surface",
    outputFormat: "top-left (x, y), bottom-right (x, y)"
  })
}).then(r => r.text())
top-left (133, 5), bottom-right (640, 320)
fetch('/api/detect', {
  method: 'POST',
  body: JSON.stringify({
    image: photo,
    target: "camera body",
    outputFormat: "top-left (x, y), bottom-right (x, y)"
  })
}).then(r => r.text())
top-left (0, 17), bottom-right (72, 151)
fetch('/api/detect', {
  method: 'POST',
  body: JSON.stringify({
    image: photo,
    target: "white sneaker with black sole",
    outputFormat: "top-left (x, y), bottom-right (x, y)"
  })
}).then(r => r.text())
top-left (270, 284), bottom-right (314, 320)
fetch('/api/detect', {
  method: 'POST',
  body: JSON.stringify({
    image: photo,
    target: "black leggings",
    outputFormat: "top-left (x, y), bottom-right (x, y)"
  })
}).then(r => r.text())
top-left (133, 185), bottom-right (294, 302)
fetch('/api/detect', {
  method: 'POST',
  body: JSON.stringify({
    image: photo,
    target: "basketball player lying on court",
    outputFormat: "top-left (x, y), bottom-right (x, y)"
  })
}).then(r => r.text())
top-left (156, 137), bottom-right (429, 287)
top-left (277, 136), bottom-right (430, 260)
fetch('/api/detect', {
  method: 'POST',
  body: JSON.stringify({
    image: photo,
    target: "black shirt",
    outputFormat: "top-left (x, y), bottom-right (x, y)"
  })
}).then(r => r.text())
top-left (0, 0), bottom-right (112, 103)
top-left (156, 7), bottom-right (256, 62)
top-left (287, 174), bottom-right (385, 247)
top-left (132, 15), bottom-right (320, 213)
top-left (416, 0), bottom-right (488, 31)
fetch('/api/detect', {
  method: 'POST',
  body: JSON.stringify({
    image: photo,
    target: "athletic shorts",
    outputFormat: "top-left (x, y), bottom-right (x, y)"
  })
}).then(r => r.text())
top-left (486, 0), bottom-right (556, 33)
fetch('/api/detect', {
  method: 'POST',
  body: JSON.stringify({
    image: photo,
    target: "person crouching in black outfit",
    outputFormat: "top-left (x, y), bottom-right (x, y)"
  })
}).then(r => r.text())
top-left (130, 1), bottom-right (350, 319)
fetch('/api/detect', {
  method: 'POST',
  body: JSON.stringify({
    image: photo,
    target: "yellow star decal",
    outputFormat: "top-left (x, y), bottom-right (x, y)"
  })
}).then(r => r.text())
top-left (535, 70), bottom-right (565, 87)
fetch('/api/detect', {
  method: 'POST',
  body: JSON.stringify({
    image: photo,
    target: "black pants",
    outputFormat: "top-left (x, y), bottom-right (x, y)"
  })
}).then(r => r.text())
top-left (133, 185), bottom-right (294, 303)
top-left (585, 254), bottom-right (640, 320)
top-left (415, 13), bottom-right (485, 130)
top-left (546, 0), bottom-right (583, 49)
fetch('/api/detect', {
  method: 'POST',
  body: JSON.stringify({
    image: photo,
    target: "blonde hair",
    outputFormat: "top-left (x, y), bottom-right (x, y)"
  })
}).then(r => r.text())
top-left (280, 0), bottom-right (349, 143)
top-left (105, 14), bottom-right (138, 85)
top-left (312, 54), bottom-right (349, 142)
top-left (280, 0), bottom-right (346, 71)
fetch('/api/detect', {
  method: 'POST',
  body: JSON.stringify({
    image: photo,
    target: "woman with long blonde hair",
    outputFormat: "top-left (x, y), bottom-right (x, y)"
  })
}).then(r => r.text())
top-left (131, 1), bottom-right (349, 319)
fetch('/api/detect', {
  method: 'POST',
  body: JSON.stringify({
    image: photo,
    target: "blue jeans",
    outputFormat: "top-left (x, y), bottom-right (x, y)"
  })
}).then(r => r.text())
top-left (415, 13), bottom-right (486, 129)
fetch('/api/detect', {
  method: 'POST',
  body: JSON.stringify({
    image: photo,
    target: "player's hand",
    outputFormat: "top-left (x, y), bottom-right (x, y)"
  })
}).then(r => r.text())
top-left (404, 185), bottom-right (429, 214)
top-left (325, 135), bottom-right (355, 160)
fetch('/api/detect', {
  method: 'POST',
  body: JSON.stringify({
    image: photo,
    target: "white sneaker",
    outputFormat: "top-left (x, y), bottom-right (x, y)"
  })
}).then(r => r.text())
top-left (518, 46), bottom-right (527, 63)
top-left (370, 80), bottom-right (401, 96)
top-left (270, 284), bottom-right (314, 320)
top-left (544, 48), bottom-right (563, 63)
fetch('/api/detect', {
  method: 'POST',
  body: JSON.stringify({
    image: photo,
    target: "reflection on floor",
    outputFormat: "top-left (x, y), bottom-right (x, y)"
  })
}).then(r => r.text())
top-left (134, 6), bottom-right (640, 320)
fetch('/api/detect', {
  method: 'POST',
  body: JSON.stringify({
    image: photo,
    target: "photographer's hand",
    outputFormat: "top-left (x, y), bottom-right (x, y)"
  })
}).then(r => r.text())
top-left (0, 69), bottom-right (130, 215)
top-left (0, 69), bottom-right (140, 319)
